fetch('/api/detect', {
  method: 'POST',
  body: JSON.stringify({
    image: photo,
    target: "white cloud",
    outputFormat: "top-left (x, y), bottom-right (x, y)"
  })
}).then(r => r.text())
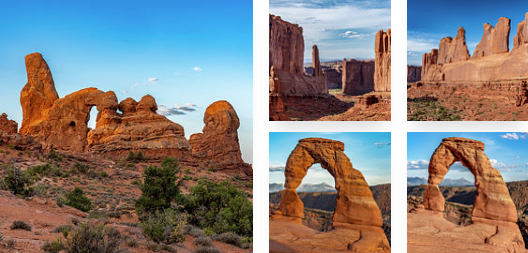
top-left (339, 31), bottom-right (367, 39)
top-left (147, 77), bottom-right (158, 83)
top-left (374, 142), bottom-right (391, 146)
top-left (193, 67), bottom-right (202, 72)
top-left (157, 103), bottom-right (198, 116)
top-left (407, 160), bottom-right (429, 170)
top-left (500, 133), bottom-right (519, 140)
top-left (269, 165), bottom-right (285, 172)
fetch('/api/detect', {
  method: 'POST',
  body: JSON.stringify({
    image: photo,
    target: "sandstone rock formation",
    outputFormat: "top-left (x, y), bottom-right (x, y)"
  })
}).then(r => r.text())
top-left (280, 138), bottom-right (383, 226)
top-left (342, 59), bottom-right (375, 95)
top-left (272, 137), bottom-right (389, 252)
top-left (472, 18), bottom-right (511, 58)
top-left (423, 137), bottom-right (517, 222)
top-left (407, 65), bottom-right (422, 82)
top-left (438, 27), bottom-right (470, 64)
top-left (408, 137), bottom-right (525, 252)
top-left (0, 113), bottom-right (18, 135)
top-left (268, 14), bottom-right (327, 96)
top-left (421, 13), bottom-right (528, 83)
top-left (312, 45), bottom-right (322, 77)
top-left (190, 100), bottom-right (251, 175)
top-left (20, 53), bottom-right (59, 134)
top-left (374, 29), bottom-right (391, 92)
top-left (305, 61), bottom-right (343, 89)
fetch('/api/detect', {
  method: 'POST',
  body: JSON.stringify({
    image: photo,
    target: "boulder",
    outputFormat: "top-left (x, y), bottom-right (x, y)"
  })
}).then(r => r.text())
top-left (0, 113), bottom-right (18, 134)
top-left (374, 29), bottom-right (391, 92)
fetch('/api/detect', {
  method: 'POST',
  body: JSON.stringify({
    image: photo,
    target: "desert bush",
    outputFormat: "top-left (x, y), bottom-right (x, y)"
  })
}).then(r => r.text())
top-left (193, 236), bottom-right (213, 247)
top-left (194, 245), bottom-right (221, 253)
top-left (72, 162), bottom-right (90, 174)
top-left (51, 224), bottom-right (74, 236)
top-left (10, 220), bottom-right (31, 231)
top-left (212, 232), bottom-right (241, 247)
top-left (42, 238), bottom-right (64, 253)
top-left (65, 223), bottom-right (122, 253)
top-left (63, 187), bottom-right (92, 212)
top-left (135, 158), bottom-right (181, 217)
top-left (139, 209), bottom-right (187, 244)
top-left (182, 179), bottom-right (252, 237)
top-left (185, 225), bottom-right (206, 238)
top-left (5, 239), bottom-right (15, 248)
top-left (48, 150), bottom-right (63, 161)
top-left (3, 165), bottom-right (33, 197)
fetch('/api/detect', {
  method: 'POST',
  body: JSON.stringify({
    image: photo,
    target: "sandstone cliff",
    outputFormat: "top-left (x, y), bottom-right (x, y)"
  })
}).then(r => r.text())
top-left (374, 29), bottom-right (391, 92)
top-left (342, 59), bottom-right (375, 95)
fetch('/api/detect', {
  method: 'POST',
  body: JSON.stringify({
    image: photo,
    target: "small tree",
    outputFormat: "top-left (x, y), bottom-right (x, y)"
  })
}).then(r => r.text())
top-left (135, 158), bottom-right (181, 217)
top-left (64, 187), bottom-right (92, 212)
top-left (3, 165), bottom-right (33, 197)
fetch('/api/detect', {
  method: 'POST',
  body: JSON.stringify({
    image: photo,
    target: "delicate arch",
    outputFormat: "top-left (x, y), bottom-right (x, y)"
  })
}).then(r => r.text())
top-left (423, 137), bottom-right (517, 222)
top-left (279, 138), bottom-right (383, 227)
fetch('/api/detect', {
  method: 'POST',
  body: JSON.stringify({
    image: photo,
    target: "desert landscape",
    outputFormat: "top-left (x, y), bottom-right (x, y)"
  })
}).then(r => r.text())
top-left (408, 10), bottom-right (528, 121)
top-left (0, 53), bottom-right (253, 252)
top-left (269, 14), bottom-right (391, 121)
top-left (269, 136), bottom-right (391, 252)
top-left (407, 136), bottom-right (528, 252)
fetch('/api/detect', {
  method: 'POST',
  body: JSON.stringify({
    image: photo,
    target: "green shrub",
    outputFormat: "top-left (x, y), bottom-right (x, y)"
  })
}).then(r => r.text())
top-left (48, 150), bottom-right (63, 161)
top-left (135, 158), bottom-right (181, 216)
top-left (3, 165), bottom-right (33, 197)
top-left (182, 179), bottom-right (253, 237)
top-left (126, 151), bottom-right (145, 162)
top-left (65, 223), bottom-right (122, 253)
top-left (42, 238), bottom-right (64, 253)
top-left (72, 162), bottom-right (90, 174)
top-left (10, 220), bottom-right (31, 231)
top-left (51, 225), bottom-right (74, 235)
top-left (64, 187), bottom-right (92, 212)
top-left (139, 209), bottom-right (187, 244)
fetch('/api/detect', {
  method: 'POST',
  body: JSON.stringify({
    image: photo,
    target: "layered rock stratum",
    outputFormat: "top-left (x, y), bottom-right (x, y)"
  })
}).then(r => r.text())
top-left (270, 138), bottom-right (390, 252)
top-left (374, 29), bottom-right (391, 92)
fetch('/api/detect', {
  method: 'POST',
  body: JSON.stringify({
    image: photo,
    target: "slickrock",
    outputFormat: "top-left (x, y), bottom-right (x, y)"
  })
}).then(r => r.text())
top-left (189, 100), bottom-right (251, 176)
top-left (408, 137), bottom-right (525, 252)
top-left (0, 113), bottom-right (18, 134)
top-left (438, 27), bottom-right (470, 64)
top-left (272, 137), bottom-right (390, 252)
top-left (473, 18), bottom-right (511, 58)
top-left (268, 14), bottom-right (327, 96)
top-left (424, 137), bottom-right (517, 222)
top-left (374, 29), bottom-right (391, 92)
top-left (407, 65), bottom-right (422, 82)
top-left (20, 53), bottom-right (59, 134)
top-left (342, 59), bottom-right (375, 95)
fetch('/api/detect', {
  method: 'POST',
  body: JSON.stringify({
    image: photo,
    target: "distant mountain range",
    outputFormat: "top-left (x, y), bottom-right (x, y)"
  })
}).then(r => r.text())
top-left (407, 177), bottom-right (473, 187)
top-left (269, 182), bottom-right (336, 193)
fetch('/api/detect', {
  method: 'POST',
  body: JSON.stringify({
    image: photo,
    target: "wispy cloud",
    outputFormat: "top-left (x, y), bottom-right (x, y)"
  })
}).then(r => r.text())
top-left (269, 165), bottom-right (285, 172)
top-left (339, 31), bottom-right (367, 39)
top-left (147, 77), bottom-right (158, 83)
top-left (408, 158), bottom-right (519, 173)
top-left (374, 142), bottom-right (391, 146)
top-left (500, 133), bottom-right (519, 140)
top-left (157, 103), bottom-right (198, 116)
top-left (193, 67), bottom-right (202, 72)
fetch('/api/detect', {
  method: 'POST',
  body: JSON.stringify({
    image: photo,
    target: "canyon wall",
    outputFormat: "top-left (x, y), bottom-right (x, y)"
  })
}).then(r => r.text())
top-left (407, 65), bottom-right (422, 82)
top-left (342, 59), bottom-right (375, 95)
top-left (269, 14), bottom-right (327, 96)
top-left (422, 13), bottom-right (528, 83)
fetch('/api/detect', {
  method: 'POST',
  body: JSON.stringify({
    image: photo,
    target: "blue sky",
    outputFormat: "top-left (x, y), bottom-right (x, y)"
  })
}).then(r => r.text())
top-left (269, 132), bottom-right (391, 187)
top-left (270, 0), bottom-right (391, 62)
top-left (408, 0), bottom-right (528, 65)
top-left (408, 132), bottom-right (528, 183)
top-left (0, 0), bottom-right (253, 162)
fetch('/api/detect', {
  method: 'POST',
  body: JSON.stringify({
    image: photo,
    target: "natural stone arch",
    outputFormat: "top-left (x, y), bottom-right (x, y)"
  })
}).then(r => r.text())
top-left (423, 137), bottom-right (517, 223)
top-left (279, 138), bottom-right (383, 227)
